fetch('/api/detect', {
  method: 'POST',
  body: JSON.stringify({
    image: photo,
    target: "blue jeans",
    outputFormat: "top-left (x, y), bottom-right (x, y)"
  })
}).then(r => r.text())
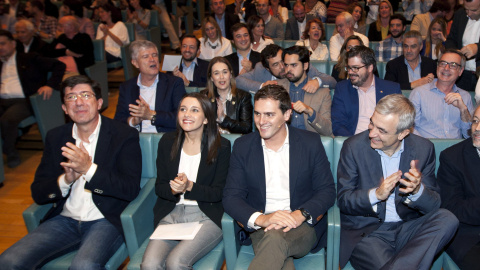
top-left (0, 215), bottom-right (123, 270)
top-left (141, 205), bottom-right (222, 270)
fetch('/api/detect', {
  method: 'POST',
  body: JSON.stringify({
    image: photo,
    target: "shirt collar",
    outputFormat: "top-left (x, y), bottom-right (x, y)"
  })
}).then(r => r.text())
top-left (72, 115), bottom-right (102, 144)
top-left (261, 124), bottom-right (290, 152)
top-left (352, 76), bottom-right (376, 91)
top-left (430, 79), bottom-right (459, 94)
top-left (265, 14), bottom-right (272, 24)
top-left (2, 50), bottom-right (15, 63)
top-left (237, 49), bottom-right (251, 59)
top-left (137, 73), bottom-right (159, 88)
top-left (477, 148), bottom-right (480, 158)
top-left (182, 57), bottom-right (198, 68)
top-left (404, 56), bottom-right (422, 67)
top-left (375, 139), bottom-right (405, 158)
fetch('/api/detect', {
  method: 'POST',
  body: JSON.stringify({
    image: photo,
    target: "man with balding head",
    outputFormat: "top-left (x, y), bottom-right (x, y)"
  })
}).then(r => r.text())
top-left (330, 12), bottom-right (369, 61)
top-left (285, 2), bottom-right (315, 40)
top-left (46, 16), bottom-right (94, 75)
top-left (256, 0), bottom-right (284, 38)
top-left (15, 19), bottom-right (47, 54)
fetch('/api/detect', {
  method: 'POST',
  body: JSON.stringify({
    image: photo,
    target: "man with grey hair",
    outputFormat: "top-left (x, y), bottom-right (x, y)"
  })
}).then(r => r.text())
top-left (15, 19), bottom-right (47, 54)
top-left (114, 40), bottom-right (186, 132)
top-left (409, 49), bottom-right (474, 139)
top-left (329, 12), bottom-right (369, 61)
top-left (337, 93), bottom-right (459, 269)
top-left (384, 30), bottom-right (437, 90)
top-left (437, 105), bottom-right (480, 269)
top-left (46, 15), bottom-right (94, 76)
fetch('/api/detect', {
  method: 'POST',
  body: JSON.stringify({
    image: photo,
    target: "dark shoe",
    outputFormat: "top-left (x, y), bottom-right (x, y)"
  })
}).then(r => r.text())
top-left (7, 155), bottom-right (21, 168)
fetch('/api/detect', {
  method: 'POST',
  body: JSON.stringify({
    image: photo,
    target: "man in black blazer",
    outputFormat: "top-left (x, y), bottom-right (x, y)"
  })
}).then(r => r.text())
top-left (0, 75), bottom-right (141, 269)
top-left (115, 40), bottom-right (186, 133)
top-left (384, 31), bottom-right (437, 90)
top-left (445, 0), bottom-right (480, 91)
top-left (225, 23), bottom-right (261, 77)
top-left (172, 34), bottom-right (209, 87)
top-left (223, 85), bottom-right (336, 269)
top-left (337, 94), bottom-right (458, 269)
top-left (437, 106), bottom-right (480, 269)
top-left (211, 0), bottom-right (240, 40)
top-left (285, 2), bottom-right (315, 40)
top-left (0, 30), bottom-right (65, 168)
top-left (14, 19), bottom-right (47, 54)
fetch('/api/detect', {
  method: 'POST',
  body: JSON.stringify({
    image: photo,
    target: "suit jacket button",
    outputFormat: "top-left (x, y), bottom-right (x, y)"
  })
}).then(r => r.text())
top-left (379, 218), bottom-right (383, 222)
top-left (361, 233), bottom-right (366, 237)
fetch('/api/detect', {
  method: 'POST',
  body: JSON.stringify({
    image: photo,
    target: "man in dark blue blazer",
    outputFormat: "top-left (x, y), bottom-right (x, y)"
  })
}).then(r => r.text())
top-left (115, 40), bottom-right (186, 133)
top-left (332, 46), bottom-right (401, 136)
top-left (384, 31), bottom-right (437, 90)
top-left (172, 34), bottom-right (209, 88)
top-left (437, 106), bottom-right (480, 269)
top-left (223, 85), bottom-right (336, 269)
top-left (0, 75), bottom-right (142, 269)
top-left (337, 94), bottom-right (458, 269)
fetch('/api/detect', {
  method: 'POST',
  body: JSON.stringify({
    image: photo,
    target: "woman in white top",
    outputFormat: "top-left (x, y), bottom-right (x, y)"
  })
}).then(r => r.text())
top-left (141, 92), bottom-right (231, 270)
top-left (247, 15), bottom-right (274, 53)
top-left (198, 16), bottom-right (232, 60)
top-left (126, 0), bottom-right (151, 40)
top-left (95, 3), bottom-right (130, 63)
top-left (269, 0), bottom-right (289, 23)
top-left (296, 18), bottom-right (329, 60)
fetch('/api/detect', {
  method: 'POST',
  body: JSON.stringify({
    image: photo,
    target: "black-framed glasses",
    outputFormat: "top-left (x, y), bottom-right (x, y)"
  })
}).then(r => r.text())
top-left (437, 61), bottom-right (461, 70)
top-left (345, 65), bottom-right (367, 72)
top-left (65, 92), bottom-right (96, 102)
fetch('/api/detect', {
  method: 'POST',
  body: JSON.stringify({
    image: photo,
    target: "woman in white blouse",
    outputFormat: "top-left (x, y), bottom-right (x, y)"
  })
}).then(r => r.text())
top-left (198, 16), bottom-right (232, 60)
top-left (95, 3), bottom-right (130, 63)
top-left (126, 0), bottom-right (151, 40)
top-left (247, 15), bottom-right (274, 53)
top-left (296, 18), bottom-right (329, 61)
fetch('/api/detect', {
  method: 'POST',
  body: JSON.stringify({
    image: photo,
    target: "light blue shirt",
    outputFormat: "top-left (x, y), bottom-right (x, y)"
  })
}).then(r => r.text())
top-left (404, 57), bottom-right (421, 83)
top-left (215, 13), bottom-right (226, 38)
top-left (410, 79), bottom-right (474, 139)
top-left (289, 77), bottom-right (316, 130)
top-left (237, 50), bottom-right (251, 75)
top-left (368, 140), bottom-right (424, 222)
top-left (181, 57), bottom-right (198, 82)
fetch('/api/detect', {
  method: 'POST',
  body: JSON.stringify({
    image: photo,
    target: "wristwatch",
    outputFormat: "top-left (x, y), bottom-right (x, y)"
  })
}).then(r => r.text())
top-left (150, 113), bottom-right (156, 125)
top-left (299, 208), bottom-right (312, 222)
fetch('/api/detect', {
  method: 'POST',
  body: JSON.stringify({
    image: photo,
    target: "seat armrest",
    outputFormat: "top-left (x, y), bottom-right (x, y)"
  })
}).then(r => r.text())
top-left (222, 212), bottom-right (241, 270)
top-left (332, 204), bottom-right (341, 270)
top-left (22, 203), bottom-right (53, 233)
top-left (121, 178), bottom-right (157, 257)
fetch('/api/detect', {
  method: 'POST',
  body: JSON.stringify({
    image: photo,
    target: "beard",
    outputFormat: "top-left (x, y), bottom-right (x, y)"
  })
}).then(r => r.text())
top-left (391, 30), bottom-right (404, 39)
top-left (349, 73), bottom-right (368, 87)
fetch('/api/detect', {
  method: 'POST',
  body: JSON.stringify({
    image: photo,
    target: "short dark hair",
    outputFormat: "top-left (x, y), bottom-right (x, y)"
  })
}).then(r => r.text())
top-left (29, 0), bottom-right (44, 11)
top-left (346, 45), bottom-right (377, 73)
top-left (97, 3), bottom-right (121, 23)
top-left (0, 29), bottom-right (14, 40)
top-left (230, 22), bottom-right (248, 36)
top-left (282, 45), bottom-right (310, 64)
top-left (254, 84), bottom-right (291, 114)
top-left (429, 0), bottom-right (450, 13)
top-left (60, 75), bottom-right (102, 104)
top-left (389, 14), bottom-right (406, 27)
top-left (180, 33), bottom-right (200, 50)
top-left (261, 44), bottom-right (283, 69)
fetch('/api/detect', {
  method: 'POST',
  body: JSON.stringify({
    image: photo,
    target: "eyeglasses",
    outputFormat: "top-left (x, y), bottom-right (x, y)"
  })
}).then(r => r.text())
top-left (65, 92), bottom-right (96, 102)
top-left (437, 61), bottom-right (461, 70)
top-left (345, 65), bottom-right (367, 72)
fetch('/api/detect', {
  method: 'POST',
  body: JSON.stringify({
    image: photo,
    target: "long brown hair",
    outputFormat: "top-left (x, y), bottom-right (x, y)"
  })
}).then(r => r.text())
top-left (375, 0), bottom-right (393, 32)
top-left (201, 16), bottom-right (223, 46)
top-left (205, 57), bottom-right (237, 99)
top-left (336, 35), bottom-right (364, 79)
top-left (170, 93), bottom-right (221, 164)
top-left (347, 3), bottom-right (365, 27)
top-left (425, 17), bottom-right (446, 59)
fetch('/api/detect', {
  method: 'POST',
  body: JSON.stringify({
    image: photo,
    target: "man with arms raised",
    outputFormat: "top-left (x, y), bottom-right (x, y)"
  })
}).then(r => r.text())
top-left (223, 84), bottom-right (335, 270)
top-left (0, 75), bottom-right (141, 268)
top-left (337, 94), bottom-right (459, 269)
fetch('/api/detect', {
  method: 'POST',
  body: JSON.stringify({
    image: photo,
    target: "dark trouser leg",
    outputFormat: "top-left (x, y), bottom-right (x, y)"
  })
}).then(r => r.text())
top-left (0, 98), bottom-right (32, 162)
top-left (459, 241), bottom-right (480, 270)
top-left (249, 222), bottom-right (316, 270)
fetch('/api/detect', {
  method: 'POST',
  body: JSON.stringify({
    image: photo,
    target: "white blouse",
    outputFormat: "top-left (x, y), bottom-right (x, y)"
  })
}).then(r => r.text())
top-left (96, 21), bottom-right (130, 58)
top-left (296, 39), bottom-right (329, 61)
top-left (251, 37), bottom-right (274, 53)
top-left (177, 149), bottom-right (201, 205)
top-left (198, 36), bottom-right (233, 60)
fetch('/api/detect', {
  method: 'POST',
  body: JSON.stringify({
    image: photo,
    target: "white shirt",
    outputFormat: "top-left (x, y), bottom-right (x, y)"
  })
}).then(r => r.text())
top-left (329, 32), bottom-right (369, 61)
top-left (177, 148), bottom-right (201, 205)
top-left (198, 36), bottom-right (233, 60)
top-left (296, 39), bottom-right (329, 60)
top-left (354, 79), bottom-right (376, 134)
top-left (462, 19), bottom-right (480, 72)
top-left (96, 21), bottom-right (130, 58)
top-left (129, 74), bottom-right (159, 133)
top-left (181, 57), bottom-right (197, 82)
top-left (251, 37), bottom-right (274, 53)
top-left (248, 125), bottom-right (290, 229)
top-left (298, 19), bottom-right (307, 39)
top-left (0, 51), bottom-right (24, 99)
top-left (59, 117), bottom-right (103, 221)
